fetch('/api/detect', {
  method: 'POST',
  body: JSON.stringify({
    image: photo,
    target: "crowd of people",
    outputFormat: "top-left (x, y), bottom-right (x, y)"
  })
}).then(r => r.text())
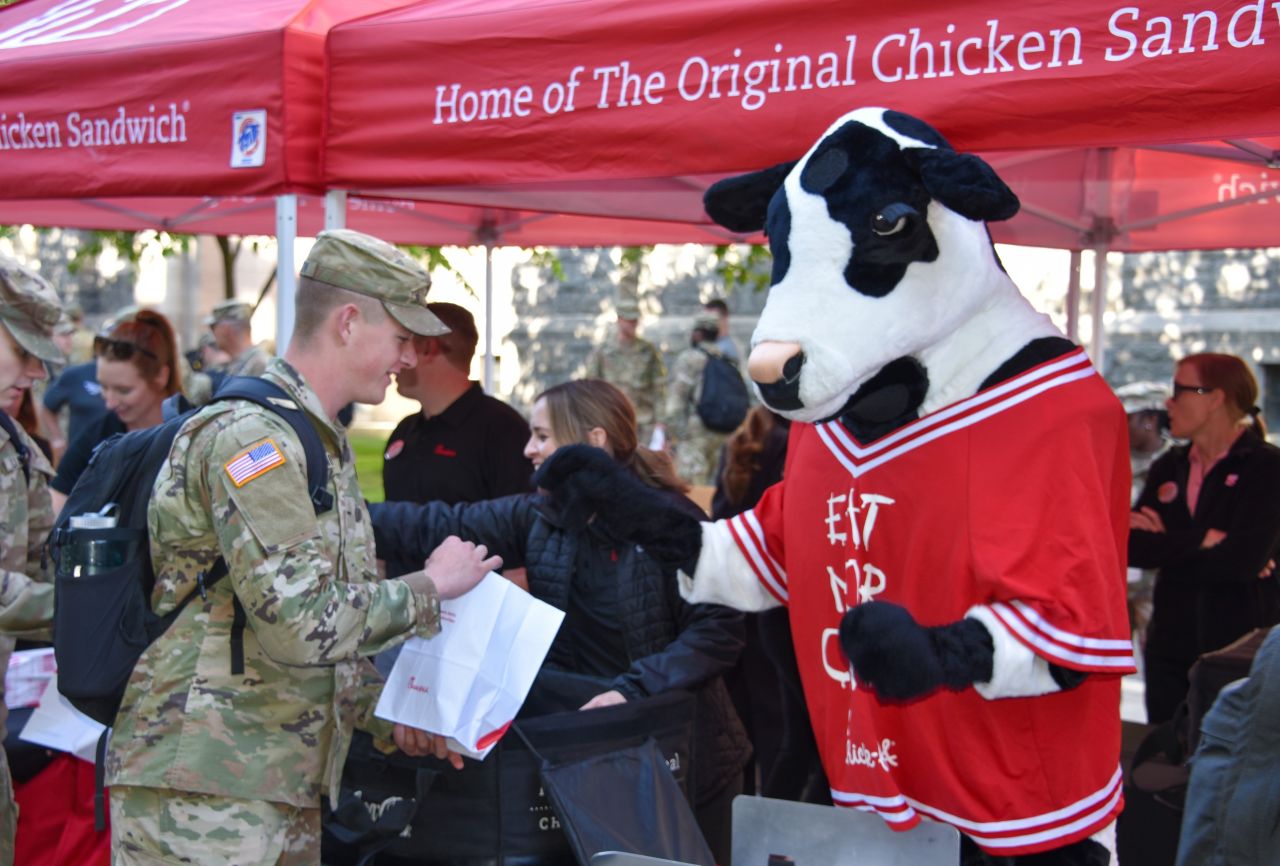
top-left (2, 230), bottom-right (1279, 865)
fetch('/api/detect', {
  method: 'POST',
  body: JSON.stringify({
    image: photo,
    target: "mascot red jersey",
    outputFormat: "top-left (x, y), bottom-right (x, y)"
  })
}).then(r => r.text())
top-left (536, 107), bottom-right (1134, 865)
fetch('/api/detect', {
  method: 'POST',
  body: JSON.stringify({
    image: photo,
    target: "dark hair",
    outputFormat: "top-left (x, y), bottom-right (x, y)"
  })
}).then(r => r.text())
top-left (720, 405), bottom-right (777, 505)
top-left (95, 309), bottom-right (182, 397)
top-left (423, 302), bottom-right (479, 371)
top-left (703, 298), bottom-right (728, 316)
top-left (1181, 353), bottom-right (1267, 438)
top-left (538, 379), bottom-right (689, 494)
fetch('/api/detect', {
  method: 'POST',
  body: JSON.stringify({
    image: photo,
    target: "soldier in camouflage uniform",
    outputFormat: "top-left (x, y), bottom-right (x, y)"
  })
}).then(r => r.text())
top-left (0, 258), bottom-right (65, 866)
top-left (664, 314), bottom-right (737, 486)
top-left (584, 298), bottom-right (666, 442)
top-left (207, 299), bottom-right (272, 378)
top-left (107, 231), bottom-right (503, 866)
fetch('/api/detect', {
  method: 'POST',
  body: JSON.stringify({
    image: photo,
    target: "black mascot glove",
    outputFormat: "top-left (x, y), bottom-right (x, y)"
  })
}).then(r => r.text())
top-left (532, 444), bottom-right (703, 572)
top-left (839, 601), bottom-right (994, 701)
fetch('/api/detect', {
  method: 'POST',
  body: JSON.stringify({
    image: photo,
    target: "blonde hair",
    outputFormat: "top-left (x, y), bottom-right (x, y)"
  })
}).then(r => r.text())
top-left (538, 379), bottom-right (689, 493)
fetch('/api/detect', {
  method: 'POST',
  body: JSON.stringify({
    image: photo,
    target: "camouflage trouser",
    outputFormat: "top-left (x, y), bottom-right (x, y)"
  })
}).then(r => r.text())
top-left (674, 431), bottom-right (728, 487)
top-left (0, 748), bottom-right (15, 866)
top-left (110, 786), bottom-right (319, 865)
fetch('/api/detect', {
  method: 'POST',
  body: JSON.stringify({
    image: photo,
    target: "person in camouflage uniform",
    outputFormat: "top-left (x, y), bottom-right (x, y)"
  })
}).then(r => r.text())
top-left (207, 299), bottom-right (272, 378)
top-left (0, 257), bottom-right (65, 866)
top-left (106, 230), bottom-right (503, 866)
top-left (664, 314), bottom-right (736, 486)
top-left (584, 298), bottom-right (666, 442)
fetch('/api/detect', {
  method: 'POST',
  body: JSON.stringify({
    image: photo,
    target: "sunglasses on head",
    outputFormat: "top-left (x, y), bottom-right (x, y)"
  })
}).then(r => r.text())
top-left (94, 335), bottom-right (158, 361)
top-left (1172, 381), bottom-right (1214, 398)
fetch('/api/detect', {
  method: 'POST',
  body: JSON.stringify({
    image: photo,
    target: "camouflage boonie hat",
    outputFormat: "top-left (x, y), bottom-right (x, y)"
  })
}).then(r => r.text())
top-left (0, 256), bottom-right (65, 363)
top-left (1115, 380), bottom-right (1171, 415)
top-left (616, 297), bottom-right (640, 320)
top-left (205, 299), bottom-right (253, 327)
top-left (300, 229), bottom-right (449, 337)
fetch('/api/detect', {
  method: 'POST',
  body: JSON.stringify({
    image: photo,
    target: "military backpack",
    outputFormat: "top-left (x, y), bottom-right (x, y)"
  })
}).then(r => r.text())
top-left (694, 348), bottom-right (750, 433)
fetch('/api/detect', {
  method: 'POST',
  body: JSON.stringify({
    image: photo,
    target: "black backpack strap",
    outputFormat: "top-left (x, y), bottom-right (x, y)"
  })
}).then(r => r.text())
top-left (0, 410), bottom-right (31, 486)
top-left (209, 377), bottom-right (335, 676)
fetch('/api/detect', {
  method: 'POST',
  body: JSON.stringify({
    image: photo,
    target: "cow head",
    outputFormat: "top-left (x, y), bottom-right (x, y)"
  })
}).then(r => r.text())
top-left (705, 107), bottom-right (1024, 430)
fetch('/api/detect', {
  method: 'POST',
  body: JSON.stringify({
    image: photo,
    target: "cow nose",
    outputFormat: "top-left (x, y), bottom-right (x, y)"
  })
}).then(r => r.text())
top-left (750, 341), bottom-right (805, 410)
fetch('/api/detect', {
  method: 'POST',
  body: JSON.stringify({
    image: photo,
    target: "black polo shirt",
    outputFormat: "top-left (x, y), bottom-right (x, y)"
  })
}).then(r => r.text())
top-left (382, 382), bottom-right (533, 507)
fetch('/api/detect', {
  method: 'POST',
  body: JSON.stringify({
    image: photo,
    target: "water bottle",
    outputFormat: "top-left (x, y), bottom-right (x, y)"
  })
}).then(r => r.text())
top-left (66, 505), bottom-right (125, 577)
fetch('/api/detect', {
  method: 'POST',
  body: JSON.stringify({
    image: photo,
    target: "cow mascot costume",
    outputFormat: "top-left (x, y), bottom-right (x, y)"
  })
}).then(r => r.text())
top-left (534, 107), bottom-right (1135, 865)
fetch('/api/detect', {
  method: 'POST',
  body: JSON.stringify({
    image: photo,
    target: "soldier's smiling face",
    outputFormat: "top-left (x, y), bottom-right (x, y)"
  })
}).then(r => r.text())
top-left (347, 305), bottom-right (418, 406)
top-left (0, 326), bottom-right (45, 400)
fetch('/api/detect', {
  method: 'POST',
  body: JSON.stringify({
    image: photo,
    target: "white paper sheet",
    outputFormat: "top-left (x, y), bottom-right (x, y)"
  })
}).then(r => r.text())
top-left (19, 672), bottom-right (108, 763)
top-left (375, 572), bottom-right (564, 760)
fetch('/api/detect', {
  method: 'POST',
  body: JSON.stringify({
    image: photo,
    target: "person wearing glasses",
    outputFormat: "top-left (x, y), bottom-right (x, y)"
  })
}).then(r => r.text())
top-left (49, 309), bottom-right (183, 515)
top-left (1129, 353), bottom-right (1280, 724)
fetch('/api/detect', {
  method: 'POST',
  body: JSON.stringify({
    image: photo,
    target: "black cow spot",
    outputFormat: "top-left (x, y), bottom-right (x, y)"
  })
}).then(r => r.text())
top-left (765, 190), bottom-right (792, 285)
top-left (883, 110), bottom-right (953, 151)
top-left (834, 356), bottom-right (929, 442)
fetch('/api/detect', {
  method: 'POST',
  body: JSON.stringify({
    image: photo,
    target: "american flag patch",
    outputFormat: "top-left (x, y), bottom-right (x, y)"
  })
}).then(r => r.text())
top-left (224, 438), bottom-right (286, 487)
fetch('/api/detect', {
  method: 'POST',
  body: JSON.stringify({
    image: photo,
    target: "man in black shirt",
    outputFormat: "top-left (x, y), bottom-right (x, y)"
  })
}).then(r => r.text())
top-left (382, 302), bottom-right (533, 522)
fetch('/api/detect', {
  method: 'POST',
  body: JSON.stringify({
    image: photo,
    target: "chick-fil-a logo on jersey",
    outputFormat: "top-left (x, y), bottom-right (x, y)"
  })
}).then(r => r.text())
top-left (230, 110), bottom-right (266, 168)
top-left (0, 0), bottom-right (191, 49)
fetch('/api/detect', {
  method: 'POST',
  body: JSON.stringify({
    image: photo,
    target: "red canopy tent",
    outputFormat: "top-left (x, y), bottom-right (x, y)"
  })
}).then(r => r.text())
top-left (322, 0), bottom-right (1280, 367)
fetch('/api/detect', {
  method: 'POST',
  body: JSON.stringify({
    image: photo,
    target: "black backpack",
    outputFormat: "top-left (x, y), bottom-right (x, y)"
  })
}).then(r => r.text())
top-left (49, 376), bottom-right (334, 728)
top-left (695, 348), bottom-right (750, 433)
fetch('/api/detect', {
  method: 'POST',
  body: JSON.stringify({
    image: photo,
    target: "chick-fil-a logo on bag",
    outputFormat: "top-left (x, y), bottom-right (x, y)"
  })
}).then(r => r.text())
top-left (230, 110), bottom-right (266, 168)
top-left (0, 0), bottom-right (191, 49)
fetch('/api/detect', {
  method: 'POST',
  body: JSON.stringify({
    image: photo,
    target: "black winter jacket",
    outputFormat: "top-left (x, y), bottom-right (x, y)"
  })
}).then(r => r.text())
top-left (370, 492), bottom-right (752, 803)
top-left (1130, 428), bottom-right (1280, 665)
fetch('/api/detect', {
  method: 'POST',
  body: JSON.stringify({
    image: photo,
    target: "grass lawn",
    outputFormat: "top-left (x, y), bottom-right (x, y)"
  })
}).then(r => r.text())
top-left (349, 429), bottom-right (388, 503)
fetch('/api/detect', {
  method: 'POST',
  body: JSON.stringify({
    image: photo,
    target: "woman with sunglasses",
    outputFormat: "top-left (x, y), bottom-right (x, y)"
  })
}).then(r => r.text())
top-left (49, 309), bottom-right (183, 514)
top-left (1129, 353), bottom-right (1280, 724)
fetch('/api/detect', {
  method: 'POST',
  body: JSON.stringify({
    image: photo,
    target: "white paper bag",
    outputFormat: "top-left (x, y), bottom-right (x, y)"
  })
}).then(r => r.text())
top-left (375, 572), bottom-right (564, 759)
top-left (19, 672), bottom-right (107, 763)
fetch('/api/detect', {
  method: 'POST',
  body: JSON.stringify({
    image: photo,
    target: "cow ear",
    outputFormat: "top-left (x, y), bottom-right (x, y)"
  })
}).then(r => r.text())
top-left (905, 148), bottom-right (1020, 223)
top-left (703, 161), bottom-right (797, 233)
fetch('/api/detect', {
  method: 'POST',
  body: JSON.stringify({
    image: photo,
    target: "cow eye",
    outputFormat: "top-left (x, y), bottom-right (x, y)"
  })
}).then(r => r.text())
top-left (871, 203), bottom-right (916, 237)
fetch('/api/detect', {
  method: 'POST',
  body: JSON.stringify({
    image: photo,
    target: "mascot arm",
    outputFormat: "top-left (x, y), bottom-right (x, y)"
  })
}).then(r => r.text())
top-left (840, 601), bottom-right (1076, 702)
top-left (677, 521), bottom-right (784, 612)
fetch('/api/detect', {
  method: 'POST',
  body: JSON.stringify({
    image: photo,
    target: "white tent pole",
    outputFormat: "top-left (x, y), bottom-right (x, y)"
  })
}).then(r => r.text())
top-left (1066, 250), bottom-right (1082, 342)
top-left (1090, 246), bottom-right (1108, 373)
top-left (483, 243), bottom-right (495, 394)
top-left (324, 190), bottom-right (347, 230)
top-left (275, 194), bottom-right (298, 355)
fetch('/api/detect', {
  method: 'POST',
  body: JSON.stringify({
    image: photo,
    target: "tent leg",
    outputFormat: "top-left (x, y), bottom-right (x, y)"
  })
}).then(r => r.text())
top-left (275, 194), bottom-right (298, 355)
top-left (324, 190), bottom-right (347, 230)
top-left (1065, 250), bottom-right (1082, 343)
top-left (1090, 245), bottom-right (1108, 374)
top-left (483, 244), bottom-right (495, 394)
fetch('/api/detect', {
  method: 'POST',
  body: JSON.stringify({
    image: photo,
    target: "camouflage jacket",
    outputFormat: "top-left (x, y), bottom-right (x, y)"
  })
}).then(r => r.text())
top-left (0, 418), bottom-right (56, 741)
top-left (106, 358), bottom-right (441, 808)
top-left (224, 343), bottom-right (273, 379)
top-left (585, 333), bottom-right (666, 431)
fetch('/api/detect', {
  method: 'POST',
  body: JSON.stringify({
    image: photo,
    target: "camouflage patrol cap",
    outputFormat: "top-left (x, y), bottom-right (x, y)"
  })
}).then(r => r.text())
top-left (616, 297), bottom-right (640, 320)
top-left (1115, 380), bottom-right (1171, 415)
top-left (0, 256), bottom-right (65, 363)
top-left (300, 229), bottom-right (449, 337)
top-left (204, 299), bottom-right (253, 327)
top-left (693, 312), bottom-right (722, 333)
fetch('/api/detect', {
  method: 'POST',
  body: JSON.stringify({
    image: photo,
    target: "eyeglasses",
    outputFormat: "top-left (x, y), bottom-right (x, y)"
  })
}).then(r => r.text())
top-left (94, 335), bottom-right (158, 362)
top-left (1172, 381), bottom-right (1215, 398)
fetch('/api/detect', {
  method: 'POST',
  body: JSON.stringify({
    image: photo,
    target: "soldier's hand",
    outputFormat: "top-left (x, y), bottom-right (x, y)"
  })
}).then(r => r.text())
top-left (393, 724), bottom-right (465, 769)
top-left (422, 535), bottom-right (503, 600)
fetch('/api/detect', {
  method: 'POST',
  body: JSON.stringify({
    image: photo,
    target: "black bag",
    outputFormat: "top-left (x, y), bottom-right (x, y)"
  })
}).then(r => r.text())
top-left (49, 376), bottom-right (333, 727)
top-left (324, 688), bottom-right (698, 866)
top-left (1176, 625), bottom-right (1280, 866)
top-left (695, 349), bottom-right (749, 433)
